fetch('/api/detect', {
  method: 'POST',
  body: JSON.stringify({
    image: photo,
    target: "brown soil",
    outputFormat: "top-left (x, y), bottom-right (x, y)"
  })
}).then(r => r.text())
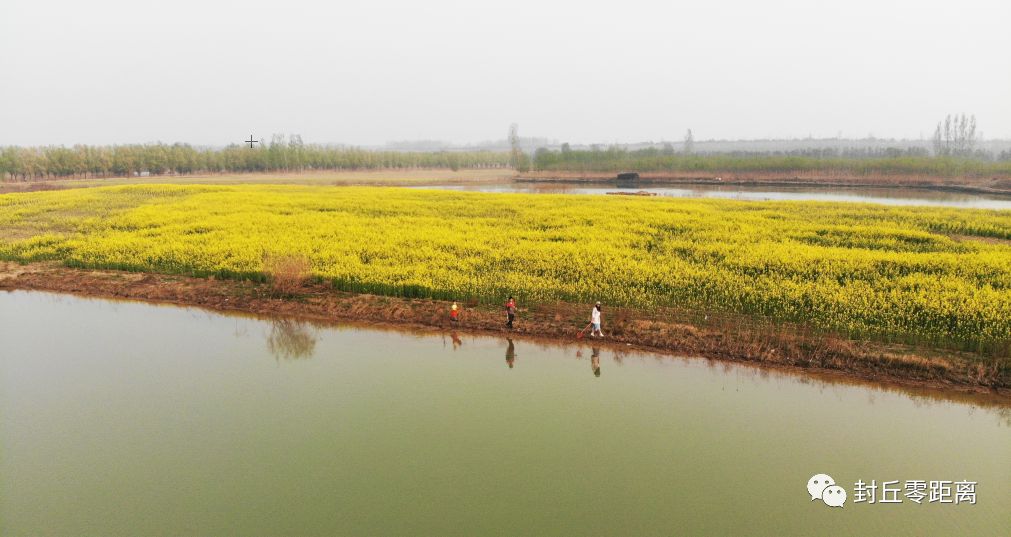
top-left (0, 182), bottom-right (66, 194)
top-left (1, 261), bottom-right (1007, 399)
top-left (606, 191), bottom-right (658, 197)
top-left (520, 171), bottom-right (1011, 195)
top-left (948, 233), bottom-right (1011, 246)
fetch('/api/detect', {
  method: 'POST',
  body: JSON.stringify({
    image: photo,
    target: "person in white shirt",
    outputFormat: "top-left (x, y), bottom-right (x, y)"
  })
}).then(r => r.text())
top-left (590, 302), bottom-right (604, 338)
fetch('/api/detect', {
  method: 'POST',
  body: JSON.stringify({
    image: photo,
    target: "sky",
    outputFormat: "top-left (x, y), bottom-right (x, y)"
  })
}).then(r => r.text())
top-left (1, 0), bottom-right (1009, 147)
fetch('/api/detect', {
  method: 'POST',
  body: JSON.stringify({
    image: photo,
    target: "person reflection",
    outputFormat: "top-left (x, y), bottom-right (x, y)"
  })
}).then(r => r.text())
top-left (591, 347), bottom-right (601, 377)
top-left (506, 338), bottom-right (516, 369)
top-left (451, 331), bottom-right (463, 350)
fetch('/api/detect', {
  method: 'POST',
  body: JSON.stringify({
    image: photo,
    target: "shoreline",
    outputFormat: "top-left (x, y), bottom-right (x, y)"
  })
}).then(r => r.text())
top-left (518, 172), bottom-right (1011, 196)
top-left (4, 167), bottom-right (1011, 197)
top-left (2, 261), bottom-right (1007, 398)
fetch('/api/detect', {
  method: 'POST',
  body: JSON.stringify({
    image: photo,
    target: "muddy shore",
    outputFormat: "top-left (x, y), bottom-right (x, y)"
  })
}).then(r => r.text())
top-left (5, 168), bottom-right (1011, 196)
top-left (2, 261), bottom-right (1007, 398)
top-left (519, 171), bottom-right (1011, 196)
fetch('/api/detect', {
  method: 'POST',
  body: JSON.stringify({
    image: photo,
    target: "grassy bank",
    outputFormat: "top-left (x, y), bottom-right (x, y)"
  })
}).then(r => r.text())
top-left (1, 185), bottom-right (1010, 362)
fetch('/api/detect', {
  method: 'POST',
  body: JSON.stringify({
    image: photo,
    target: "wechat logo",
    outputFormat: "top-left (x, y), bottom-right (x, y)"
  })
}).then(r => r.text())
top-left (808, 474), bottom-right (847, 508)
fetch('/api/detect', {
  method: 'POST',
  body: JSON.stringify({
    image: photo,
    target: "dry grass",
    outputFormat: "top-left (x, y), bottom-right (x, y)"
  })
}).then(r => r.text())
top-left (0, 182), bottom-right (65, 194)
top-left (947, 233), bottom-right (1011, 246)
top-left (262, 253), bottom-right (311, 297)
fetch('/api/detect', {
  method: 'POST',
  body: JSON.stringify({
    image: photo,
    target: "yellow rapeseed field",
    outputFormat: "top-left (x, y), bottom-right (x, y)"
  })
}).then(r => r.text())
top-left (2, 184), bottom-right (1010, 350)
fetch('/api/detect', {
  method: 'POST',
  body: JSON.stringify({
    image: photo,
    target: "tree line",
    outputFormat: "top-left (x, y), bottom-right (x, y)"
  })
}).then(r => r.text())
top-left (533, 114), bottom-right (1009, 177)
top-left (532, 145), bottom-right (1011, 177)
top-left (6, 116), bottom-right (1010, 181)
top-left (535, 114), bottom-right (1011, 176)
top-left (0, 137), bottom-right (511, 181)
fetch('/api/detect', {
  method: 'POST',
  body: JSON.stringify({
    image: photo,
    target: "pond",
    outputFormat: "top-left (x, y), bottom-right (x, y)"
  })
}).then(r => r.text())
top-left (1, 291), bottom-right (1008, 536)
top-left (414, 182), bottom-right (1011, 210)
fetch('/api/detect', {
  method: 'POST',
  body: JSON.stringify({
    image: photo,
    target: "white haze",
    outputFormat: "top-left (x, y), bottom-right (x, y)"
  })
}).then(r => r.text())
top-left (1, 0), bottom-right (1009, 146)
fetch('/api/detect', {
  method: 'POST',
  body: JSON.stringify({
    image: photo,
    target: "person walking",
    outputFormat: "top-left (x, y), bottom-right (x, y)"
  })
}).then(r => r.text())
top-left (505, 296), bottom-right (516, 329)
top-left (450, 302), bottom-right (460, 323)
top-left (590, 302), bottom-right (604, 338)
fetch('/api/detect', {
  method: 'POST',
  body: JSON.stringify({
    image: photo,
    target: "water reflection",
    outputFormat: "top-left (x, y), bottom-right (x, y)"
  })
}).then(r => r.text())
top-left (4, 289), bottom-right (1009, 426)
top-left (40, 286), bottom-right (998, 424)
top-left (266, 318), bottom-right (320, 361)
top-left (438, 327), bottom-right (1009, 426)
top-left (5, 290), bottom-right (1009, 536)
top-left (413, 181), bottom-right (1011, 210)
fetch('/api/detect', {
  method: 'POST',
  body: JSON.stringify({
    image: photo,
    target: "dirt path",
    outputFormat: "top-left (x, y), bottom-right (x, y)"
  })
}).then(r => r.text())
top-left (1, 261), bottom-right (1007, 398)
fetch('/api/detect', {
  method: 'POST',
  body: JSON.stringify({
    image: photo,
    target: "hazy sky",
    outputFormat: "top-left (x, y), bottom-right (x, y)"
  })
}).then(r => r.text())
top-left (1, 0), bottom-right (1009, 146)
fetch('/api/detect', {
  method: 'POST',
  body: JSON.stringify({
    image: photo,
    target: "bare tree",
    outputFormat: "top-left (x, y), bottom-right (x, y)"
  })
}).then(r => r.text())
top-left (508, 123), bottom-right (529, 172)
top-left (684, 129), bottom-right (695, 155)
top-left (932, 114), bottom-right (977, 157)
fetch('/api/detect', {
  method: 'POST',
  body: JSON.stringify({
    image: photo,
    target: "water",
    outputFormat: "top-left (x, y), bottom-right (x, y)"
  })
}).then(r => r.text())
top-left (1, 291), bottom-right (1008, 536)
top-left (415, 182), bottom-right (1011, 210)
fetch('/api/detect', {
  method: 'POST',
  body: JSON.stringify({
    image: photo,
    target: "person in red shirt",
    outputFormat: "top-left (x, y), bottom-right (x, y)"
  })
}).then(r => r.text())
top-left (506, 338), bottom-right (516, 368)
top-left (504, 296), bottom-right (516, 329)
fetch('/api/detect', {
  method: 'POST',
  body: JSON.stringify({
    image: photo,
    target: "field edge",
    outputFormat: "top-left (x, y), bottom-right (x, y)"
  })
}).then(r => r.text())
top-left (2, 261), bottom-right (1007, 398)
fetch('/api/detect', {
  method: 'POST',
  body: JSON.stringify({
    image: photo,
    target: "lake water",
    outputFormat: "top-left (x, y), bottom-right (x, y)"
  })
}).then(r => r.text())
top-left (415, 182), bottom-right (1011, 210)
top-left (1, 291), bottom-right (1008, 536)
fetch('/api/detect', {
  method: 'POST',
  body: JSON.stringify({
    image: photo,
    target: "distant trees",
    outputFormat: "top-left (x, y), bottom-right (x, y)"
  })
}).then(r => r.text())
top-left (0, 137), bottom-right (512, 182)
top-left (531, 145), bottom-right (1011, 178)
top-left (932, 114), bottom-right (978, 157)
top-left (7, 125), bottom-right (1011, 183)
top-left (508, 123), bottom-right (530, 173)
